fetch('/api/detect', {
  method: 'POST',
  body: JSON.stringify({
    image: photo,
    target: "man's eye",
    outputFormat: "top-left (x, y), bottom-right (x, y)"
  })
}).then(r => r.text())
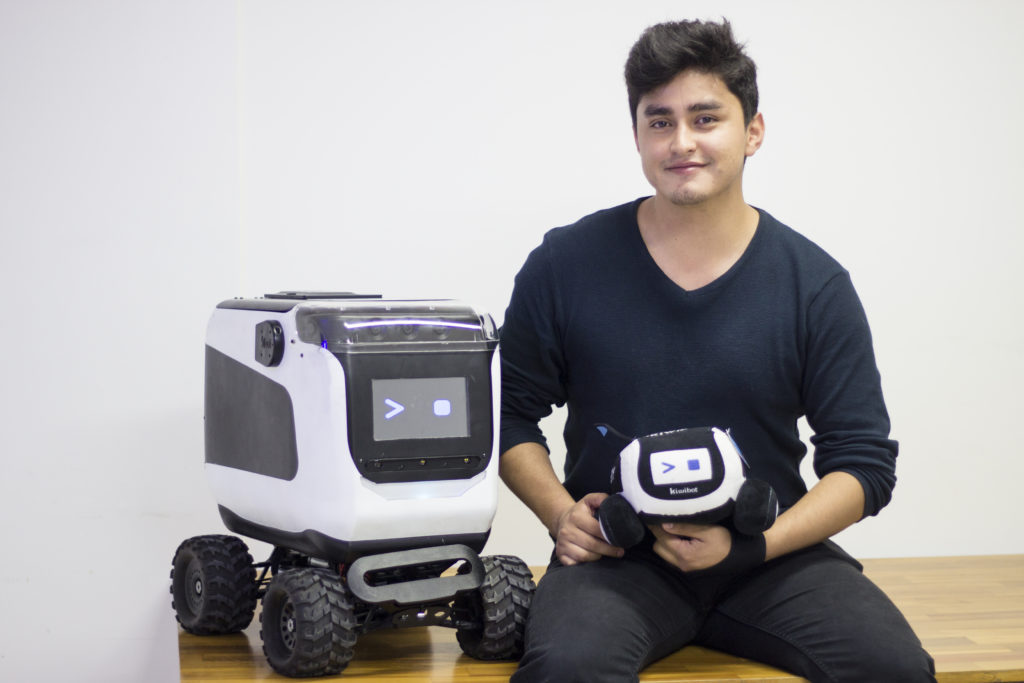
top-left (696, 116), bottom-right (717, 126)
top-left (651, 120), bottom-right (671, 129)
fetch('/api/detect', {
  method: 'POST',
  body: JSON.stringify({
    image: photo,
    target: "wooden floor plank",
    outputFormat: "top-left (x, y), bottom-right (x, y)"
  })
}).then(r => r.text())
top-left (178, 555), bottom-right (1024, 682)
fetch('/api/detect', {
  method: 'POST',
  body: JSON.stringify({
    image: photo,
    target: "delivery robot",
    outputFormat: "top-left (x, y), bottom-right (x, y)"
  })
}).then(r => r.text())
top-left (169, 292), bottom-right (534, 677)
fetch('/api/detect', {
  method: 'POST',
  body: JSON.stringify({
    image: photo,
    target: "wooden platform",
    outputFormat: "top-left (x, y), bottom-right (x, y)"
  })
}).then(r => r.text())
top-left (178, 555), bottom-right (1024, 682)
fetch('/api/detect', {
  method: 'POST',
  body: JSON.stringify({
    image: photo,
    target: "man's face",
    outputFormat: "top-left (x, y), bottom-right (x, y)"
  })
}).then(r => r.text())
top-left (634, 70), bottom-right (764, 208)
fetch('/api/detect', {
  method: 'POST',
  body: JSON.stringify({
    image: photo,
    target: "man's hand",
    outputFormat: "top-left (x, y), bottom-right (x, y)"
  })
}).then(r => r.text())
top-left (649, 521), bottom-right (732, 572)
top-left (498, 442), bottom-right (626, 567)
top-left (552, 492), bottom-right (626, 566)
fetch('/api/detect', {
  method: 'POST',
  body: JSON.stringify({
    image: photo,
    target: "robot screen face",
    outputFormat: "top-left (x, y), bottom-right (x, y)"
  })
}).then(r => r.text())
top-left (649, 448), bottom-right (714, 487)
top-left (371, 377), bottom-right (470, 441)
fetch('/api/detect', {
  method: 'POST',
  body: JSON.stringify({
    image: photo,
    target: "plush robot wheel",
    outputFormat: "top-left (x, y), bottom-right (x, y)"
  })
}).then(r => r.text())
top-left (597, 494), bottom-right (648, 549)
top-left (596, 426), bottom-right (779, 549)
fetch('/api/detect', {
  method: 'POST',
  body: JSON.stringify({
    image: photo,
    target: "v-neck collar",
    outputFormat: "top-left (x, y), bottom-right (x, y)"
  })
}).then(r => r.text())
top-left (628, 197), bottom-right (767, 298)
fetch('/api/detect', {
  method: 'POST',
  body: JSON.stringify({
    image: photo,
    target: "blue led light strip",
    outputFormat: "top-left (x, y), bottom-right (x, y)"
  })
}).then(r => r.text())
top-left (342, 319), bottom-right (481, 331)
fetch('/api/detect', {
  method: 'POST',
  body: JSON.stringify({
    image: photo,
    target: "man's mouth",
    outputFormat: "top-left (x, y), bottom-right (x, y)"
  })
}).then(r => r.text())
top-left (666, 161), bottom-right (706, 173)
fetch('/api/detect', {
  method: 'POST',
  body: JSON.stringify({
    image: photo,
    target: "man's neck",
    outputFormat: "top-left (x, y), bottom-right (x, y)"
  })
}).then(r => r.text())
top-left (637, 193), bottom-right (760, 292)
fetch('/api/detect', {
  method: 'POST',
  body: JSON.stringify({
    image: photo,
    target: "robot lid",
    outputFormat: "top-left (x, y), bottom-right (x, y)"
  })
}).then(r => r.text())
top-left (219, 292), bottom-right (497, 352)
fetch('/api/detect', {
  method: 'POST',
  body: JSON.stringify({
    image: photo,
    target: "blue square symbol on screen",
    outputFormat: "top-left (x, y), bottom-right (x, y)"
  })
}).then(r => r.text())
top-left (687, 459), bottom-right (701, 471)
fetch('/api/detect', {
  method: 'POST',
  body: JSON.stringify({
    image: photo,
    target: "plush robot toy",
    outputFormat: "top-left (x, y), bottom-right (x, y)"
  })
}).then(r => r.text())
top-left (595, 425), bottom-right (780, 550)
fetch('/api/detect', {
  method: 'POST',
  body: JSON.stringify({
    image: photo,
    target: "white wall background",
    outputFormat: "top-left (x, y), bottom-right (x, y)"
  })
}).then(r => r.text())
top-left (1, 1), bottom-right (1021, 680)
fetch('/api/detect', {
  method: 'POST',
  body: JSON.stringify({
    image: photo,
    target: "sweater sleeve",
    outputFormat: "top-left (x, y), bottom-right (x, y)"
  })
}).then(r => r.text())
top-left (802, 272), bottom-right (898, 517)
top-left (498, 237), bottom-right (569, 456)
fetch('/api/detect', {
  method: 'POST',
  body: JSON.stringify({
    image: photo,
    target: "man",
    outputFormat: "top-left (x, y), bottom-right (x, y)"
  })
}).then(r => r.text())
top-left (498, 19), bottom-right (935, 682)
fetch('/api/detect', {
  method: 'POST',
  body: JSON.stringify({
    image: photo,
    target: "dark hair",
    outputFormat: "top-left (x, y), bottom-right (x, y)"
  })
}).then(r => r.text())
top-left (625, 19), bottom-right (758, 128)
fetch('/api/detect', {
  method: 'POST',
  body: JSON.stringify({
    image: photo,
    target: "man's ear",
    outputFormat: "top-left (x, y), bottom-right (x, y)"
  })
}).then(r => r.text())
top-left (745, 112), bottom-right (765, 157)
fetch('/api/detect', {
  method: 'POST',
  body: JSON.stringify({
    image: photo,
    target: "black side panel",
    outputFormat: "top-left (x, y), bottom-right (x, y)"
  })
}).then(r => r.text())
top-left (205, 346), bottom-right (299, 480)
top-left (218, 505), bottom-right (490, 565)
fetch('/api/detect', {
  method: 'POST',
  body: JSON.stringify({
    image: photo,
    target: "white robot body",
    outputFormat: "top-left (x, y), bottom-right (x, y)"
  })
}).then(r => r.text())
top-left (202, 294), bottom-right (500, 563)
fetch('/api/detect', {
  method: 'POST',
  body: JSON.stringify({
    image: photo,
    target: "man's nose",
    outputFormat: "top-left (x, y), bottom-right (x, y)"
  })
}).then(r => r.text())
top-left (670, 125), bottom-right (697, 154)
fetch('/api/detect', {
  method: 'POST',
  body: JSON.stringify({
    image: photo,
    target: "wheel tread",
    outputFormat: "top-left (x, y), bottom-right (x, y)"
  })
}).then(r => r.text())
top-left (170, 534), bottom-right (257, 635)
top-left (259, 568), bottom-right (356, 677)
top-left (456, 555), bottom-right (536, 660)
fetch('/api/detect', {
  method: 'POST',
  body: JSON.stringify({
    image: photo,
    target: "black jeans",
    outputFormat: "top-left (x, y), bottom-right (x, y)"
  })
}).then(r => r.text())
top-left (511, 541), bottom-right (936, 683)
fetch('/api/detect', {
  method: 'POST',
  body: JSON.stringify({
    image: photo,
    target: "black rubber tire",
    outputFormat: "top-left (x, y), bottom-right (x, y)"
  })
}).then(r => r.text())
top-left (259, 567), bottom-right (357, 677)
top-left (170, 534), bottom-right (257, 635)
top-left (455, 555), bottom-right (535, 660)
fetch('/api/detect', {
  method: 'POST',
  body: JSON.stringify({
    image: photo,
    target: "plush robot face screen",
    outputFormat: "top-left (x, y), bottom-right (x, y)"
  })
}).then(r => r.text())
top-left (649, 448), bottom-right (714, 486)
top-left (371, 377), bottom-right (470, 441)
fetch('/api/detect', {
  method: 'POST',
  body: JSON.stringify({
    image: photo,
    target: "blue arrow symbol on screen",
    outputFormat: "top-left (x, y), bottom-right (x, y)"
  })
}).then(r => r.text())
top-left (662, 462), bottom-right (676, 474)
top-left (384, 399), bottom-right (405, 419)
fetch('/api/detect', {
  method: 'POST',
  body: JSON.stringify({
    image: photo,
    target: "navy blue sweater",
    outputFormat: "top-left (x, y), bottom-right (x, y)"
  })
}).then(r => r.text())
top-left (499, 199), bottom-right (897, 516)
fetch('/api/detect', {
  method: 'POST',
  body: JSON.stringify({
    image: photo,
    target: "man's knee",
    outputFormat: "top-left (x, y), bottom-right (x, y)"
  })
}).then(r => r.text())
top-left (510, 557), bottom-right (703, 683)
top-left (841, 645), bottom-right (935, 683)
top-left (512, 638), bottom-right (638, 683)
